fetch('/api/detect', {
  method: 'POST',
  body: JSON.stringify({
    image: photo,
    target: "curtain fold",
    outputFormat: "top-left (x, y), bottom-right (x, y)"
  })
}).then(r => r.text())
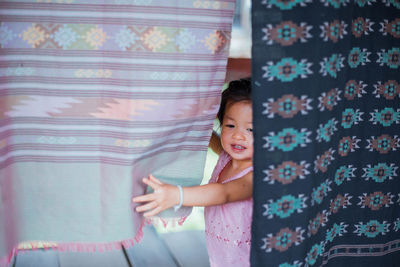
top-left (0, 1), bottom-right (235, 266)
top-left (251, 1), bottom-right (400, 266)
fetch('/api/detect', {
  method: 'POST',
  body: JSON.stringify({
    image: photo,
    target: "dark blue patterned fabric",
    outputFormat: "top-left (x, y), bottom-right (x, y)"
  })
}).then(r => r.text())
top-left (251, 1), bottom-right (400, 266)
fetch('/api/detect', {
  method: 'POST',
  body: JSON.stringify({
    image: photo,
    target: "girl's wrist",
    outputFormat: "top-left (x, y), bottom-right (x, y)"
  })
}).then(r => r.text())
top-left (173, 185), bottom-right (183, 211)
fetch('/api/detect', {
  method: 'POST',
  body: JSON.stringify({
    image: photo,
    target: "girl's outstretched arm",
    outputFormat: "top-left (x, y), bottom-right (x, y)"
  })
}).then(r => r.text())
top-left (133, 173), bottom-right (252, 217)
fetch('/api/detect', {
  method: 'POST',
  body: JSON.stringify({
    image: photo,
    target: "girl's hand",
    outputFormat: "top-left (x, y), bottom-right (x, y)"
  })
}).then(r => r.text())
top-left (132, 174), bottom-right (180, 217)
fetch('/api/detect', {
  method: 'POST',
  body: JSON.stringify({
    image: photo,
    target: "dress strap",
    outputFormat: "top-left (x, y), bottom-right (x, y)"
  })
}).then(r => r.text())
top-left (221, 165), bottom-right (253, 184)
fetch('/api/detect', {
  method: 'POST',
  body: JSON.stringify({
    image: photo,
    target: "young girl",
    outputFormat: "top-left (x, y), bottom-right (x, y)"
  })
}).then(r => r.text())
top-left (133, 78), bottom-right (253, 267)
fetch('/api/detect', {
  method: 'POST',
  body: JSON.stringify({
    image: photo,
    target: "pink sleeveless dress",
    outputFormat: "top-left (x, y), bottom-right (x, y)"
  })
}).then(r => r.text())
top-left (204, 151), bottom-right (253, 267)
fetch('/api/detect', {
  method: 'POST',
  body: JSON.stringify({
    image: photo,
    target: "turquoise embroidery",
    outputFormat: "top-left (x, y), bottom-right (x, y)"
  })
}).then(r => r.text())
top-left (362, 163), bottom-right (398, 183)
top-left (326, 223), bottom-right (348, 243)
top-left (262, 0), bottom-right (312, 10)
top-left (263, 57), bottom-right (312, 82)
top-left (348, 47), bottom-right (370, 68)
top-left (354, 0), bottom-right (375, 6)
top-left (370, 107), bottom-right (400, 127)
top-left (317, 118), bottom-right (338, 142)
top-left (311, 180), bottom-right (332, 205)
top-left (334, 165), bottom-right (356, 185)
top-left (354, 220), bottom-right (390, 238)
top-left (305, 242), bottom-right (325, 266)
top-left (377, 47), bottom-right (400, 69)
top-left (264, 128), bottom-right (311, 152)
top-left (263, 194), bottom-right (307, 219)
top-left (394, 218), bottom-right (400, 231)
top-left (341, 108), bottom-right (363, 129)
top-left (278, 262), bottom-right (302, 267)
top-left (320, 54), bottom-right (344, 78)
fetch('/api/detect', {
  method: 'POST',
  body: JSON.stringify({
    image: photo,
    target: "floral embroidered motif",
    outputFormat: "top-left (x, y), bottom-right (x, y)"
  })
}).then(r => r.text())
top-left (373, 80), bottom-right (400, 99)
top-left (261, 0), bottom-right (312, 10)
top-left (382, 0), bottom-right (400, 8)
top-left (175, 29), bottom-right (197, 52)
top-left (264, 128), bottom-right (312, 152)
top-left (334, 165), bottom-right (356, 186)
top-left (5, 68), bottom-right (35, 76)
top-left (318, 88), bottom-right (341, 111)
top-left (308, 211), bottom-right (329, 236)
top-left (314, 148), bottom-right (335, 173)
top-left (305, 242), bottom-right (325, 266)
top-left (311, 179), bottom-right (332, 205)
top-left (278, 261), bottom-right (303, 267)
top-left (262, 227), bottom-right (305, 252)
top-left (316, 118), bottom-right (338, 142)
top-left (354, 0), bottom-right (376, 6)
top-left (263, 21), bottom-right (312, 46)
top-left (142, 27), bottom-right (169, 52)
top-left (114, 26), bottom-right (138, 51)
top-left (366, 134), bottom-right (400, 154)
top-left (193, 1), bottom-right (229, 9)
top-left (202, 30), bottom-right (229, 54)
top-left (263, 94), bottom-right (312, 118)
top-left (23, 24), bottom-right (46, 48)
top-left (85, 26), bottom-right (107, 49)
top-left (263, 57), bottom-right (313, 82)
top-left (320, 20), bottom-right (347, 43)
top-left (338, 136), bottom-right (361, 157)
top-left (344, 80), bottom-right (367, 100)
top-left (348, 47), bottom-right (371, 68)
top-left (319, 53), bottom-right (345, 78)
top-left (370, 108), bottom-right (400, 127)
top-left (354, 220), bottom-right (390, 238)
top-left (53, 25), bottom-right (78, 49)
top-left (320, 0), bottom-right (349, 8)
top-left (263, 161), bottom-right (310, 184)
top-left (394, 218), bottom-right (400, 232)
top-left (377, 47), bottom-right (400, 69)
top-left (325, 222), bottom-right (348, 243)
top-left (380, 18), bottom-right (400, 38)
top-left (341, 108), bottom-right (363, 129)
top-left (351, 17), bottom-right (374, 38)
top-left (329, 194), bottom-right (352, 214)
top-left (358, 192), bottom-right (394, 210)
top-left (0, 23), bottom-right (16, 48)
top-left (263, 194), bottom-right (308, 219)
top-left (363, 163), bottom-right (398, 183)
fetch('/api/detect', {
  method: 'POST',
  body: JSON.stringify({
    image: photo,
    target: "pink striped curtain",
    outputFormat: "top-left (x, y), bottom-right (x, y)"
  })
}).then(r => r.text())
top-left (0, 1), bottom-right (235, 266)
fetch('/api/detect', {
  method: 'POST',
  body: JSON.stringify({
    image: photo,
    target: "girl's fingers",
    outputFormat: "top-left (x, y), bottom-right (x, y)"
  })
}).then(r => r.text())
top-left (149, 174), bottom-right (163, 185)
top-left (142, 177), bottom-right (160, 189)
top-left (132, 193), bottom-right (155, 203)
top-left (143, 206), bottom-right (163, 217)
top-left (135, 201), bottom-right (158, 213)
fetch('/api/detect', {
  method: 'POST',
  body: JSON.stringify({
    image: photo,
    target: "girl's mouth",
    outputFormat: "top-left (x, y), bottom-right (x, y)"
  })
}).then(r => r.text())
top-left (231, 144), bottom-right (246, 151)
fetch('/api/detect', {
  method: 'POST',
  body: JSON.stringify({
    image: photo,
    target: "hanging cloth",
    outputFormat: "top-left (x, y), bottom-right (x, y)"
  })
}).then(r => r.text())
top-left (0, 1), bottom-right (235, 266)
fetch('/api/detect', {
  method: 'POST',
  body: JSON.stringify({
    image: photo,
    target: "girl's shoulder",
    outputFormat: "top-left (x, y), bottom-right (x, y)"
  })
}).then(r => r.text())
top-left (209, 150), bottom-right (231, 183)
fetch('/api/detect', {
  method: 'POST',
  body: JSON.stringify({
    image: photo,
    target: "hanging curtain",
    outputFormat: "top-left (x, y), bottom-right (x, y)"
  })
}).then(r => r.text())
top-left (0, 1), bottom-right (235, 266)
top-left (251, 1), bottom-right (400, 266)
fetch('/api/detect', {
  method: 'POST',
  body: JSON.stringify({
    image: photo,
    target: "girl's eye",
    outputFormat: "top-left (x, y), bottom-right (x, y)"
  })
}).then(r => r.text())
top-left (225, 124), bottom-right (234, 128)
top-left (247, 128), bottom-right (253, 132)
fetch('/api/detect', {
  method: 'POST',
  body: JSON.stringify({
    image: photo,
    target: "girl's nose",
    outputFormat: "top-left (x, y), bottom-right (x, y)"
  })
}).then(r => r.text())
top-left (232, 130), bottom-right (245, 140)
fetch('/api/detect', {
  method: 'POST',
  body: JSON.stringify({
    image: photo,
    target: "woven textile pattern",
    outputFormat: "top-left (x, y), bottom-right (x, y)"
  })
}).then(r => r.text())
top-left (251, 1), bottom-right (400, 266)
top-left (0, 1), bottom-right (234, 266)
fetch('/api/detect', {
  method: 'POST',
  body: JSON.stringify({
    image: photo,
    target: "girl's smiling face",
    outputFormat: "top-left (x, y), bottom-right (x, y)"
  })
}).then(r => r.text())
top-left (220, 101), bottom-right (253, 165)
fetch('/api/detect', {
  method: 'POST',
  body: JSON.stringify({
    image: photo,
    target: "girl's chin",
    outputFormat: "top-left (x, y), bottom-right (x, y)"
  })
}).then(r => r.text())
top-left (230, 153), bottom-right (252, 161)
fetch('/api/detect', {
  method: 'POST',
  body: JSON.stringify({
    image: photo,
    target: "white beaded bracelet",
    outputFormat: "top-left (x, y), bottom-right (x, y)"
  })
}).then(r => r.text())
top-left (174, 185), bottom-right (183, 212)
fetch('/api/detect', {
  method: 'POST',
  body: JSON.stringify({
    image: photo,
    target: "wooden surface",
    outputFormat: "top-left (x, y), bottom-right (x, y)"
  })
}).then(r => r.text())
top-left (13, 226), bottom-right (210, 267)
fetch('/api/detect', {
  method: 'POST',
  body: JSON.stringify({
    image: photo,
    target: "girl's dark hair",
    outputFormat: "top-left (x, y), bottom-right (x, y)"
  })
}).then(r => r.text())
top-left (217, 77), bottom-right (251, 125)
